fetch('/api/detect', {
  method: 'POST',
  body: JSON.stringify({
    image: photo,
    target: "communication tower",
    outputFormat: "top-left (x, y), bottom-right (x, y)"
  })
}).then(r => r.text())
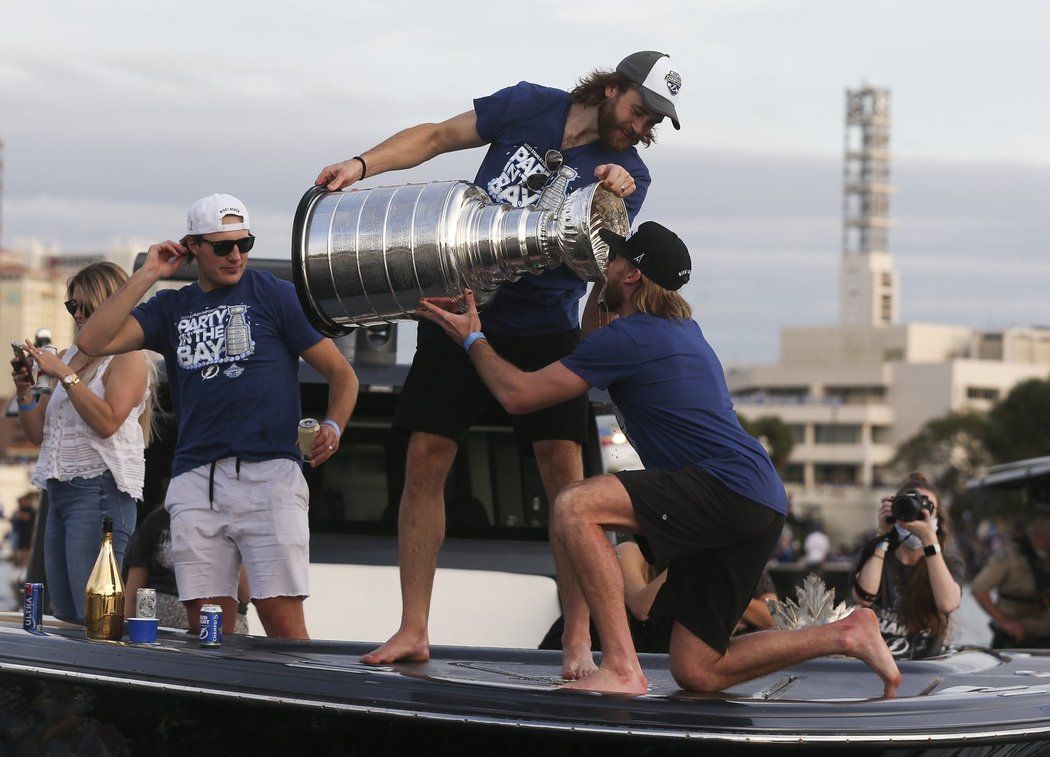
top-left (840, 85), bottom-right (898, 326)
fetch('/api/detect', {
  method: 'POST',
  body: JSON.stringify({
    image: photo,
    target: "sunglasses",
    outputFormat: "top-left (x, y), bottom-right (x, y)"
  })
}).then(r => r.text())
top-left (64, 299), bottom-right (93, 317)
top-left (200, 234), bottom-right (255, 257)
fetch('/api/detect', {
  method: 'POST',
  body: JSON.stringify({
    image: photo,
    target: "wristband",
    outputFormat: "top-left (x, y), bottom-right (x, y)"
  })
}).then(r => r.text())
top-left (17, 398), bottom-right (38, 412)
top-left (852, 573), bottom-right (879, 603)
top-left (463, 331), bottom-right (487, 352)
top-left (322, 419), bottom-right (342, 437)
top-left (353, 155), bottom-right (367, 179)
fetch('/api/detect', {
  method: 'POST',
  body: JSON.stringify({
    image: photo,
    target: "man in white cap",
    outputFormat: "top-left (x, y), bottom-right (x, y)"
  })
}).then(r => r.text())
top-left (314, 52), bottom-right (683, 677)
top-left (78, 194), bottom-right (359, 639)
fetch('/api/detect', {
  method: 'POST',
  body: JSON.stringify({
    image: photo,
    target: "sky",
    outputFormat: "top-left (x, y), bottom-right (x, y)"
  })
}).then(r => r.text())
top-left (1, 0), bottom-right (1047, 364)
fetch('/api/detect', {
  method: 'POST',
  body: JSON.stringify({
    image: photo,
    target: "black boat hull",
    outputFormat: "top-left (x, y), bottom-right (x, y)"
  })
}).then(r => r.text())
top-left (2, 622), bottom-right (1049, 755)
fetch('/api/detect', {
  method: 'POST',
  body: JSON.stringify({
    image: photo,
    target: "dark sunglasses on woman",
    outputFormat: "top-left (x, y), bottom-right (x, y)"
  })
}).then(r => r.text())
top-left (64, 299), bottom-right (92, 317)
top-left (201, 234), bottom-right (256, 257)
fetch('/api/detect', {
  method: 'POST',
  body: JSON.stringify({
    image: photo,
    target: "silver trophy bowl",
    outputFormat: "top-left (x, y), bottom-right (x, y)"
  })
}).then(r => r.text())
top-left (291, 162), bottom-right (628, 336)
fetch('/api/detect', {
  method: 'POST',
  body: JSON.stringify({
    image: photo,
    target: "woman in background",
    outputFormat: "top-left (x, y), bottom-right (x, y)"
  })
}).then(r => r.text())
top-left (852, 472), bottom-right (964, 659)
top-left (10, 262), bottom-right (153, 623)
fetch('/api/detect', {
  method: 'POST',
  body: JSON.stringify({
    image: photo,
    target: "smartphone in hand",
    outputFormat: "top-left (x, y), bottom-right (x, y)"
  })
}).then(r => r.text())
top-left (10, 341), bottom-right (33, 376)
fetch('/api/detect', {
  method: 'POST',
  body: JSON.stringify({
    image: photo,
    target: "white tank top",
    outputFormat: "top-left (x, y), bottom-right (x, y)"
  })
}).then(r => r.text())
top-left (32, 346), bottom-right (148, 500)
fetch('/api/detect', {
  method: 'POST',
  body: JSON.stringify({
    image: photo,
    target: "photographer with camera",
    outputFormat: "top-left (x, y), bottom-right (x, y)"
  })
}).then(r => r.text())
top-left (852, 473), bottom-right (964, 659)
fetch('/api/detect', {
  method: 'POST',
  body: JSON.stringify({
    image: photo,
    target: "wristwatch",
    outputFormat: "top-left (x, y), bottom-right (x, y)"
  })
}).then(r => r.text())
top-left (62, 372), bottom-right (81, 388)
top-left (923, 542), bottom-right (941, 557)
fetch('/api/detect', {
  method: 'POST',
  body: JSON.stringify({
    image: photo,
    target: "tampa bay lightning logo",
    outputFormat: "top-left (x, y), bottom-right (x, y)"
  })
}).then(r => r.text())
top-left (176, 304), bottom-right (255, 372)
top-left (201, 365), bottom-right (220, 380)
top-left (665, 71), bottom-right (682, 96)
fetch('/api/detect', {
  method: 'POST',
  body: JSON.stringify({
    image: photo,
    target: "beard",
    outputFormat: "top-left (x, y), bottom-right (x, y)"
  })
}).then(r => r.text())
top-left (601, 277), bottom-right (625, 310)
top-left (597, 97), bottom-right (638, 151)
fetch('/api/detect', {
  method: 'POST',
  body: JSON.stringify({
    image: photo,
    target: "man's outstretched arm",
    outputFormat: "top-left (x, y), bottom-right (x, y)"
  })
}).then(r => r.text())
top-left (315, 111), bottom-right (486, 191)
top-left (416, 290), bottom-right (591, 415)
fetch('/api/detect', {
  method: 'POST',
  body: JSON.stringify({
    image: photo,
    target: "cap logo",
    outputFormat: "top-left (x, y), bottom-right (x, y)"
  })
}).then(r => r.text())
top-left (665, 71), bottom-right (682, 97)
top-left (633, 253), bottom-right (646, 264)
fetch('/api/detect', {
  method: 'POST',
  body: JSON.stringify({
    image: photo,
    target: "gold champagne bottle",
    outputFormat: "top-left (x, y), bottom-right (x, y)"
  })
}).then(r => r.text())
top-left (84, 516), bottom-right (125, 640)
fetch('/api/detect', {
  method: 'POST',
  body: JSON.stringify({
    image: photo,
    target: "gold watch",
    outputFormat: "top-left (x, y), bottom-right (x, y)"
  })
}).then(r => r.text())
top-left (62, 372), bottom-right (81, 388)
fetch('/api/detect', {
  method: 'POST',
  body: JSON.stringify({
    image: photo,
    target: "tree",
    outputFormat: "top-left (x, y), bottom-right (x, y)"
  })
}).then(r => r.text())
top-left (890, 411), bottom-right (991, 495)
top-left (739, 415), bottom-right (795, 471)
top-left (890, 378), bottom-right (1050, 496)
top-left (983, 378), bottom-right (1050, 463)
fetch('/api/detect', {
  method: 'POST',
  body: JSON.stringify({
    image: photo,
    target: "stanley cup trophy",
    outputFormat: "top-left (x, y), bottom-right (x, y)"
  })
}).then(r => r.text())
top-left (291, 150), bottom-right (629, 336)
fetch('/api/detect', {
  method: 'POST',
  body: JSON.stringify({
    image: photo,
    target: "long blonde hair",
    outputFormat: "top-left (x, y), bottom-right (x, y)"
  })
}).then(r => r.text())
top-left (67, 262), bottom-right (158, 446)
top-left (632, 276), bottom-right (693, 320)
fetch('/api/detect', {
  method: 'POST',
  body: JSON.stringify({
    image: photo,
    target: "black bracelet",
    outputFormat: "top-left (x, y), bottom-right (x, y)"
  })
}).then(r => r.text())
top-left (852, 572), bottom-right (880, 603)
top-left (353, 155), bottom-right (367, 179)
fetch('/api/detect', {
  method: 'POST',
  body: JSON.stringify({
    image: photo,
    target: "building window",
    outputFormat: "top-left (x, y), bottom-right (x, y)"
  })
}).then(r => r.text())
top-left (871, 426), bottom-right (892, 445)
top-left (825, 385), bottom-right (886, 404)
top-left (880, 294), bottom-right (893, 323)
top-left (966, 387), bottom-right (1000, 401)
top-left (814, 464), bottom-right (859, 486)
top-left (783, 464), bottom-right (805, 484)
top-left (881, 272), bottom-right (893, 287)
top-left (872, 465), bottom-right (892, 487)
top-left (814, 424), bottom-right (861, 444)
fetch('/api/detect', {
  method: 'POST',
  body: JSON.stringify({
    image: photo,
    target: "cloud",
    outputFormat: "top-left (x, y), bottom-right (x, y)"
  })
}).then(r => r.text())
top-left (1, 1), bottom-right (1046, 363)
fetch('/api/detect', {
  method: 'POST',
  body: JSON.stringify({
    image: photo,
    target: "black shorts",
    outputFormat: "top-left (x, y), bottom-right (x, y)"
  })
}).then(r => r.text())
top-left (393, 320), bottom-right (589, 444)
top-left (615, 465), bottom-right (785, 654)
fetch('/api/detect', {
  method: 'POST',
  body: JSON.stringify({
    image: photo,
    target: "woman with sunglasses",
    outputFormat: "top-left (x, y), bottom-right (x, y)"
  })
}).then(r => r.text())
top-left (852, 472), bottom-right (964, 659)
top-left (10, 261), bottom-right (154, 624)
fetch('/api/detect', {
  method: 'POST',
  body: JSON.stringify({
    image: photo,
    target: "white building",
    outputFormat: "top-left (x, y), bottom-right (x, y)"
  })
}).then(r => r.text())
top-left (727, 86), bottom-right (1050, 543)
top-left (728, 324), bottom-right (1049, 542)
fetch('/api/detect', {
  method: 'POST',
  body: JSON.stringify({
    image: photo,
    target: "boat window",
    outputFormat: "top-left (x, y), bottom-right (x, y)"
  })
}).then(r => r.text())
top-left (301, 384), bottom-right (559, 541)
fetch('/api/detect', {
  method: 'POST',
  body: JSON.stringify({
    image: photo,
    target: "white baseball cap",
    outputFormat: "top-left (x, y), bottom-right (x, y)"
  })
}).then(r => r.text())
top-left (616, 51), bottom-right (682, 130)
top-left (186, 193), bottom-right (250, 235)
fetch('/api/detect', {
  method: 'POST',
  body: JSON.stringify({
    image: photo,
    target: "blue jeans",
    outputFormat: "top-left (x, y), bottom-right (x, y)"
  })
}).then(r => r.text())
top-left (44, 471), bottom-right (137, 623)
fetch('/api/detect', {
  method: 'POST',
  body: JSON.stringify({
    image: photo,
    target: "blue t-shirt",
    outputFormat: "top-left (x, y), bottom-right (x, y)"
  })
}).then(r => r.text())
top-left (560, 314), bottom-right (788, 515)
top-left (473, 81), bottom-right (651, 336)
top-left (132, 269), bottom-right (324, 477)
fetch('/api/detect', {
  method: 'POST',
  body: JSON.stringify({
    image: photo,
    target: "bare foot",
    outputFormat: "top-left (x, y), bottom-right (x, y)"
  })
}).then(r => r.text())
top-left (360, 630), bottom-right (429, 665)
top-left (561, 643), bottom-right (598, 680)
top-left (840, 608), bottom-right (901, 698)
top-left (562, 665), bottom-right (647, 696)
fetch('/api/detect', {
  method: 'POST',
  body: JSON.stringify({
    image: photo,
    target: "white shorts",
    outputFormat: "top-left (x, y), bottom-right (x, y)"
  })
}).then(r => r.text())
top-left (165, 457), bottom-right (310, 602)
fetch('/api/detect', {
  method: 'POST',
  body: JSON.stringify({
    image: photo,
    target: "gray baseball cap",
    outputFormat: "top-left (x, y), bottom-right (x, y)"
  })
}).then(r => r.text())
top-left (616, 51), bottom-right (682, 130)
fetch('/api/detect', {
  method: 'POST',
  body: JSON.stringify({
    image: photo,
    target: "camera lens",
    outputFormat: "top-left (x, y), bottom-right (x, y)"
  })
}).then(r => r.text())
top-left (890, 491), bottom-right (930, 523)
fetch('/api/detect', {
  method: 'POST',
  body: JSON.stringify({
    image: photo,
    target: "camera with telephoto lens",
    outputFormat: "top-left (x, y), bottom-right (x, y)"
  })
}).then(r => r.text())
top-left (889, 489), bottom-right (934, 523)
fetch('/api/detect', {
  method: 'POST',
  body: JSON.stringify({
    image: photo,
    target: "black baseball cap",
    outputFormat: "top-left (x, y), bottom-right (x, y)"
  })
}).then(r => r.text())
top-left (599, 222), bottom-right (691, 291)
top-left (616, 51), bottom-right (682, 130)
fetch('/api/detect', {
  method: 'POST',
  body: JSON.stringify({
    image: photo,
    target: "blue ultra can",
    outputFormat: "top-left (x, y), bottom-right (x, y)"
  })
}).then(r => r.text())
top-left (23, 582), bottom-right (44, 633)
top-left (199, 604), bottom-right (223, 647)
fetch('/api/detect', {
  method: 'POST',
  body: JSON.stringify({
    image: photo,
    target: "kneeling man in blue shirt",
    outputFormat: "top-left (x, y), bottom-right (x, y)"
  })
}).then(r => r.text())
top-left (419, 222), bottom-right (900, 696)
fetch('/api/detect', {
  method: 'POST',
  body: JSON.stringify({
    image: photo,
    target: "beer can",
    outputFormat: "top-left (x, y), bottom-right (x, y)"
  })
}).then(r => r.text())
top-left (23, 583), bottom-right (44, 633)
top-left (136, 588), bottom-right (157, 619)
top-left (33, 345), bottom-right (58, 395)
top-left (199, 604), bottom-right (223, 647)
top-left (297, 418), bottom-right (320, 461)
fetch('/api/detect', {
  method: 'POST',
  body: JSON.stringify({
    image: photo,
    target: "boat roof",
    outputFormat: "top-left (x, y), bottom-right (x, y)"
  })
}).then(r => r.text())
top-left (965, 456), bottom-right (1050, 491)
top-left (3, 618), bottom-right (1050, 747)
